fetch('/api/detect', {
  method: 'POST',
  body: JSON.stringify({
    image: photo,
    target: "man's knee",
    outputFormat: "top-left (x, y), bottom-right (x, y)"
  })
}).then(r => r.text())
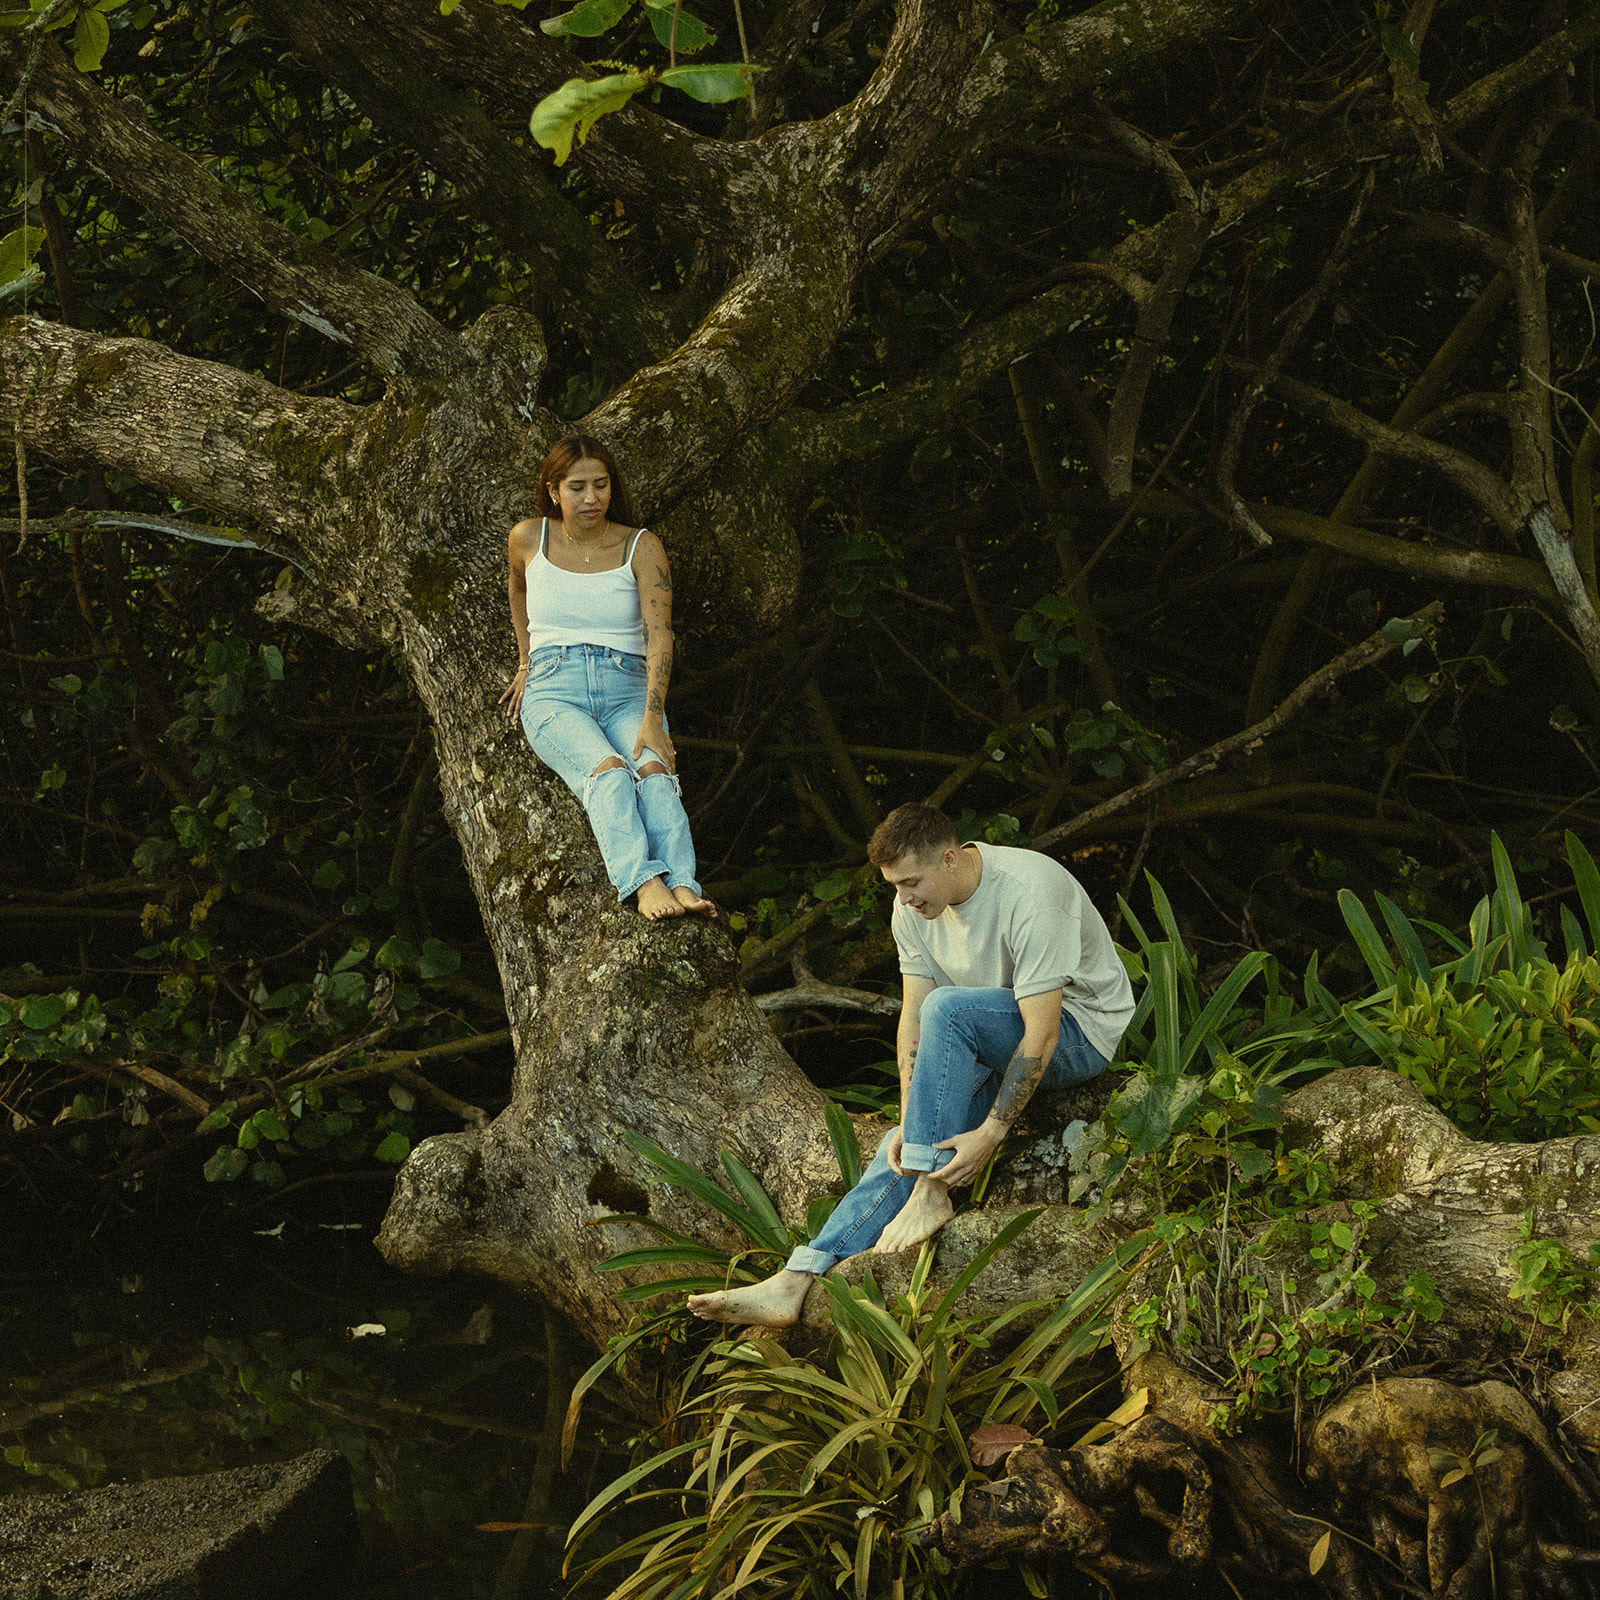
top-left (590, 755), bottom-right (627, 778)
top-left (638, 760), bottom-right (667, 778)
top-left (918, 985), bottom-right (969, 1026)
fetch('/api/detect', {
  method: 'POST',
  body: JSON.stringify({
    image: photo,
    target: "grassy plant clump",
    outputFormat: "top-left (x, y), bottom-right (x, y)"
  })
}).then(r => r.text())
top-left (1336, 831), bottom-right (1600, 1142)
top-left (566, 1214), bottom-right (1149, 1600)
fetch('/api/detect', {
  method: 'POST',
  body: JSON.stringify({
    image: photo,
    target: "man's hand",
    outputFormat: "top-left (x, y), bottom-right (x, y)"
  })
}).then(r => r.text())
top-left (884, 1125), bottom-right (906, 1176)
top-left (931, 1118), bottom-right (1006, 1189)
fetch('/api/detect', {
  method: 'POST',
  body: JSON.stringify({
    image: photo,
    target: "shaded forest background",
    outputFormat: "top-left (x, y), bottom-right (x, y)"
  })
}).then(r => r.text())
top-left (4, 0), bottom-right (1597, 1208)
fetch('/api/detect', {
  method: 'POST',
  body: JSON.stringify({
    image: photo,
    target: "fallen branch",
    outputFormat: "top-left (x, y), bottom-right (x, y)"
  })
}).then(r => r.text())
top-left (0, 1352), bottom-right (211, 1433)
top-left (1032, 602), bottom-right (1445, 852)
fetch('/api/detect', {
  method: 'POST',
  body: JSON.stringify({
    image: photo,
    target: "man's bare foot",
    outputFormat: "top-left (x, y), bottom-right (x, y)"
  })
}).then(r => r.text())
top-left (637, 877), bottom-right (684, 920)
top-left (673, 886), bottom-right (718, 917)
top-left (873, 1174), bottom-right (954, 1255)
top-left (687, 1270), bottom-right (811, 1327)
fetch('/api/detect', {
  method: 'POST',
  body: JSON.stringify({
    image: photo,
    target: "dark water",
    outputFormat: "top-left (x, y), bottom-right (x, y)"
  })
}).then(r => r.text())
top-left (1, 1181), bottom-right (629, 1599)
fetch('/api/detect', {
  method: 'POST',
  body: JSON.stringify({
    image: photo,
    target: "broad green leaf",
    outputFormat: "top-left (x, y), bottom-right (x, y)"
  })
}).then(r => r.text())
top-left (72, 7), bottom-right (109, 70)
top-left (1562, 903), bottom-right (1588, 964)
top-left (1178, 950), bottom-right (1265, 1073)
top-left (417, 937), bottom-right (461, 979)
top-left (640, 0), bottom-right (714, 54)
top-left (439, 0), bottom-right (462, 12)
top-left (19, 992), bottom-right (73, 1030)
top-left (1338, 889), bottom-right (1395, 985)
top-left (595, 1243), bottom-right (732, 1268)
top-left (1567, 830), bottom-right (1600, 955)
top-left (1491, 832), bottom-right (1544, 966)
top-left (623, 1132), bottom-right (769, 1244)
top-left (529, 72), bottom-right (649, 165)
top-left (331, 936), bottom-right (370, 973)
top-left (1375, 892), bottom-right (1433, 982)
top-left (373, 1131), bottom-right (411, 1161)
top-left (259, 643), bottom-right (284, 681)
top-left (0, 226), bottom-right (45, 289)
top-left (717, 1151), bottom-right (787, 1251)
top-left (540, 0), bottom-right (631, 36)
top-left (824, 1100), bottom-right (862, 1191)
top-left (659, 61), bottom-right (758, 102)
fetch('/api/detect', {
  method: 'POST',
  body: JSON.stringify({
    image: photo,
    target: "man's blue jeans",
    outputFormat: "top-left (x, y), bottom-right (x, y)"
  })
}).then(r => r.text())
top-left (786, 986), bottom-right (1106, 1274)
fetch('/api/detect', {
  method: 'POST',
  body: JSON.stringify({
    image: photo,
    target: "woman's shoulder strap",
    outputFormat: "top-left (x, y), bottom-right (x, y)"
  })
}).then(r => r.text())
top-left (625, 526), bottom-right (649, 562)
top-left (539, 517), bottom-right (549, 556)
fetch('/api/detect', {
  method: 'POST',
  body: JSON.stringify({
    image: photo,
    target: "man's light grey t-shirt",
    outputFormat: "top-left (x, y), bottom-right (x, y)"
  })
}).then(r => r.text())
top-left (891, 843), bottom-right (1135, 1062)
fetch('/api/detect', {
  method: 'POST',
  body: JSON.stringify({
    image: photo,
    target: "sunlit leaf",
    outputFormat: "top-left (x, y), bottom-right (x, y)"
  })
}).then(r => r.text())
top-left (1308, 1529), bottom-right (1331, 1573)
top-left (529, 72), bottom-right (649, 165)
top-left (659, 61), bottom-right (759, 102)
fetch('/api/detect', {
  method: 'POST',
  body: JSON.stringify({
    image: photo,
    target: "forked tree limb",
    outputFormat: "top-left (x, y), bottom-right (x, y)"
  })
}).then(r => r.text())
top-left (1031, 603), bottom-right (1444, 852)
top-left (0, 32), bottom-right (469, 383)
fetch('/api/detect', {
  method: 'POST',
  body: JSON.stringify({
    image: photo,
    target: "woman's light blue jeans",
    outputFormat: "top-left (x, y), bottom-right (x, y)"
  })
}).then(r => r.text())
top-left (786, 986), bottom-right (1106, 1274)
top-left (520, 644), bottom-right (701, 901)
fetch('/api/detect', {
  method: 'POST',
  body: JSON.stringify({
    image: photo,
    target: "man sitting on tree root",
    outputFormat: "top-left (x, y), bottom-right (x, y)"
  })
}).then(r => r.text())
top-left (688, 803), bottom-right (1135, 1328)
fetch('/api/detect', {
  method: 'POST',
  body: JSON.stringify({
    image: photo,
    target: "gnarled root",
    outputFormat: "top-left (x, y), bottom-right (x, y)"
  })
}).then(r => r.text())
top-left (923, 1372), bottom-right (1600, 1598)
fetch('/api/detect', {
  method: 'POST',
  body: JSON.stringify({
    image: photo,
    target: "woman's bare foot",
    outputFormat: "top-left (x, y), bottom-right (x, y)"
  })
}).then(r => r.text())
top-left (687, 1270), bottom-right (811, 1326)
top-left (873, 1174), bottom-right (954, 1254)
top-left (673, 886), bottom-right (718, 917)
top-left (637, 877), bottom-right (684, 920)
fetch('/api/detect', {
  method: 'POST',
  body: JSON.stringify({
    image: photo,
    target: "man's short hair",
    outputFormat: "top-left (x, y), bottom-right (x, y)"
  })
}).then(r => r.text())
top-left (868, 803), bottom-right (960, 866)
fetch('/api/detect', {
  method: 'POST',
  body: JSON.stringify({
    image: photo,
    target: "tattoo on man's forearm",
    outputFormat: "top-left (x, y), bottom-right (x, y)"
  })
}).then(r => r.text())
top-left (990, 1049), bottom-right (1046, 1126)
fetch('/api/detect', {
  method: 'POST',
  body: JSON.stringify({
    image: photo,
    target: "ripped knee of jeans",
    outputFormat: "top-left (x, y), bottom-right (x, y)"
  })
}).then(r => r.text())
top-left (637, 757), bottom-right (682, 797)
top-left (582, 756), bottom-right (629, 809)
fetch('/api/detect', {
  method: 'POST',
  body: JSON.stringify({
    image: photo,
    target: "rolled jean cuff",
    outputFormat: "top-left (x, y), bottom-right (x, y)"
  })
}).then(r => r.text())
top-left (785, 1245), bottom-right (838, 1276)
top-left (897, 1142), bottom-right (952, 1174)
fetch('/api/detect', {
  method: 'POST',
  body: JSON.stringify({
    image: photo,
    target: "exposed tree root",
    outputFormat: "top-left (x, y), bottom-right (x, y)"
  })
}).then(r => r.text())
top-left (925, 1356), bottom-right (1600, 1598)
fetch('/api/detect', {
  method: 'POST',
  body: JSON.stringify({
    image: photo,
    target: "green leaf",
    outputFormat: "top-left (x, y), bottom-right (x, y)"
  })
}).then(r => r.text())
top-left (72, 8), bottom-right (110, 70)
top-left (1567, 830), bottom-right (1600, 956)
top-left (1338, 890), bottom-right (1396, 985)
top-left (1375, 892), bottom-right (1433, 982)
top-left (196, 1102), bottom-right (235, 1134)
top-left (312, 860), bottom-right (344, 890)
top-left (373, 1131), bottom-right (411, 1162)
top-left (439, 0), bottom-right (463, 12)
top-left (0, 226), bottom-right (46, 289)
top-left (259, 644), bottom-right (284, 681)
top-left (1232, 1144), bottom-right (1273, 1182)
top-left (659, 61), bottom-right (758, 103)
top-left (623, 1133), bottom-right (771, 1245)
top-left (203, 1146), bottom-right (249, 1182)
top-left (718, 1151), bottom-right (787, 1252)
top-left (417, 938), bottom-right (461, 979)
top-left (529, 72), bottom-right (649, 165)
top-left (251, 1108), bottom-right (289, 1142)
top-left (640, 0), bottom-right (714, 53)
top-left (331, 936), bottom-right (370, 973)
top-left (540, 0), bottom-right (631, 36)
top-left (812, 868), bottom-right (855, 901)
top-left (824, 1100), bottom-right (862, 1191)
top-left (19, 993), bottom-right (73, 1030)
top-left (376, 935), bottom-right (415, 970)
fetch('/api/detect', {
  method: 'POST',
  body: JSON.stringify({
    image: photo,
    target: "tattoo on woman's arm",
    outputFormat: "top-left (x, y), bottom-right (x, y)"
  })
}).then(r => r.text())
top-left (990, 1048), bottom-right (1046, 1126)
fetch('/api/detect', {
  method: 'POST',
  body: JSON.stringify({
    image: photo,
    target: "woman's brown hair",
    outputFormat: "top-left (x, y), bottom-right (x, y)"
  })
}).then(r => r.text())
top-left (536, 433), bottom-right (638, 526)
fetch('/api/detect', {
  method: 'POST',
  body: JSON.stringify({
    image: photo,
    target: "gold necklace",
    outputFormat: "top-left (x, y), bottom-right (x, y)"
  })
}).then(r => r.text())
top-left (566, 519), bottom-right (611, 564)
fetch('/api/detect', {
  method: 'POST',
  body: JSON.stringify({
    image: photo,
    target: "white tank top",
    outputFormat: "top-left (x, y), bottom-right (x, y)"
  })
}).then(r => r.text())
top-left (524, 520), bottom-right (647, 656)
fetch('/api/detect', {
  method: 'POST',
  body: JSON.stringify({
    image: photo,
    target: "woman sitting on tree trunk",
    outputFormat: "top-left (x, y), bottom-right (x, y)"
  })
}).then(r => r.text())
top-left (499, 433), bottom-right (715, 921)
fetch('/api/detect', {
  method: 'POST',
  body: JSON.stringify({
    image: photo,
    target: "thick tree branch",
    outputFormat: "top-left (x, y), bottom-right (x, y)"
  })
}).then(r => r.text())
top-left (253, 0), bottom-right (678, 376)
top-left (0, 319), bottom-right (354, 543)
top-left (0, 32), bottom-right (468, 383)
top-left (1032, 604), bottom-right (1445, 851)
top-left (1247, 364), bottom-right (1525, 537)
top-left (1252, 504), bottom-right (1559, 600)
